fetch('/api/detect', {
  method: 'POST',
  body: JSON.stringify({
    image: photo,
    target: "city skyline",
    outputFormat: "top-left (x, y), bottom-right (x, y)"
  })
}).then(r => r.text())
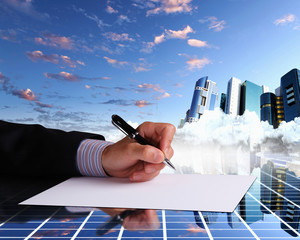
top-left (1, 0), bottom-right (300, 134)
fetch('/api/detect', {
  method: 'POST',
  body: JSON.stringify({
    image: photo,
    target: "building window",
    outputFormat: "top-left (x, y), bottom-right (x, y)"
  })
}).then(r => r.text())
top-left (285, 85), bottom-right (296, 106)
top-left (286, 92), bottom-right (294, 99)
top-left (201, 97), bottom-right (206, 106)
top-left (286, 86), bottom-right (294, 94)
top-left (287, 98), bottom-right (295, 105)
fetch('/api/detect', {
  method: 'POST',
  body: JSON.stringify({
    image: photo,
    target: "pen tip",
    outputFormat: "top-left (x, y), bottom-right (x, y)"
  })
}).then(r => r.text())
top-left (165, 159), bottom-right (176, 170)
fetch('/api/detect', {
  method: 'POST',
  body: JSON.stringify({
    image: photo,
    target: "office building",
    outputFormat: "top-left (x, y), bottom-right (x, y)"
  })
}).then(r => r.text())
top-left (281, 68), bottom-right (300, 122)
top-left (239, 195), bottom-right (263, 224)
top-left (225, 77), bottom-right (241, 116)
top-left (260, 161), bottom-right (273, 212)
top-left (272, 167), bottom-right (286, 211)
top-left (186, 76), bottom-right (218, 123)
top-left (280, 170), bottom-right (300, 236)
top-left (220, 93), bottom-right (226, 112)
top-left (262, 85), bottom-right (269, 93)
top-left (240, 80), bottom-right (263, 118)
top-left (275, 87), bottom-right (285, 126)
top-left (260, 92), bottom-right (277, 128)
top-left (260, 161), bottom-right (286, 213)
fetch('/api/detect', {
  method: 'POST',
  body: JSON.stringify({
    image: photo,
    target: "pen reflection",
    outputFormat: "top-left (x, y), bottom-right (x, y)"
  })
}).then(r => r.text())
top-left (96, 208), bottom-right (160, 236)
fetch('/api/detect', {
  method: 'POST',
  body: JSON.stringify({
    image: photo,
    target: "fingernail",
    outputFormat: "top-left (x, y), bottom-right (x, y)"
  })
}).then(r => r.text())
top-left (165, 147), bottom-right (172, 158)
top-left (150, 149), bottom-right (161, 163)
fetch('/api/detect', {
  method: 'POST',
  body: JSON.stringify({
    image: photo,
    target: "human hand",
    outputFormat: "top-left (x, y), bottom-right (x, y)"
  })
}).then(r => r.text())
top-left (101, 208), bottom-right (160, 231)
top-left (102, 121), bottom-right (175, 182)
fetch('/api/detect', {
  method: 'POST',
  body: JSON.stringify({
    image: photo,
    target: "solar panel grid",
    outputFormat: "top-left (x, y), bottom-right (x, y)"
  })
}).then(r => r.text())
top-left (2, 159), bottom-right (300, 239)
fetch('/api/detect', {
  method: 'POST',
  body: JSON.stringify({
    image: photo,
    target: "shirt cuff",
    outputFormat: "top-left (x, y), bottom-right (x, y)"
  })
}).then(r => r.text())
top-left (76, 139), bottom-right (114, 177)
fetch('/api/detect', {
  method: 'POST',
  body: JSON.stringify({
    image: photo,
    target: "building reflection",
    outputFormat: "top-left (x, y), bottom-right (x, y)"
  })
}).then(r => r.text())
top-left (280, 170), bottom-right (300, 236)
top-left (259, 159), bottom-right (300, 237)
top-left (223, 155), bottom-right (300, 238)
top-left (260, 161), bottom-right (286, 213)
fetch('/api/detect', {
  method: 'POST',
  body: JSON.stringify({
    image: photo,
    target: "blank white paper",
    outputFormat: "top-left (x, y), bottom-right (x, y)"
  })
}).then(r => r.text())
top-left (20, 174), bottom-right (256, 212)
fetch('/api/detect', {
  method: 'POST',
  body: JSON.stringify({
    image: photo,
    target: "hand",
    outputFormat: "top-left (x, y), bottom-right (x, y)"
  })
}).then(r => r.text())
top-left (102, 122), bottom-right (175, 182)
top-left (101, 208), bottom-right (160, 231)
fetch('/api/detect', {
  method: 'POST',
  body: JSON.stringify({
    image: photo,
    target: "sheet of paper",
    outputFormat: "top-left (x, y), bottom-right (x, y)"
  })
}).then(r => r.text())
top-left (20, 174), bottom-right (256, 212)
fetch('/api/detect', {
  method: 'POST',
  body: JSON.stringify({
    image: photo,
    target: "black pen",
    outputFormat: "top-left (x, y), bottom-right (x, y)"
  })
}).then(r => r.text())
top-left (111, 114), bottom-right (176, 170)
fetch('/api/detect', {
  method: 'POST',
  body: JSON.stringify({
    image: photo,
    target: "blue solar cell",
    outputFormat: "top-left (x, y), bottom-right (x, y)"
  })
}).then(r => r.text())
top-left (77, 228), bottom-right (120, 237)
top-left (0, 229), bottom-right (33, 237)
top-left (31, 229), bottom-right (77, 238)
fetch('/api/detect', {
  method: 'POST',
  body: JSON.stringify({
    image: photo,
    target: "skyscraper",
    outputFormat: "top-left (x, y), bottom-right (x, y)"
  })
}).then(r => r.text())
top-left (281, 68), bottom-right (300, 122)
top-left (225, 77), bottom-right (241, 116)
top-left (280, 170), bottom-right (300, 237)
top-left (186, 76), bottom-right (218, 123)
top-left (260, 92), bottom-right (277, 128)
top-left (240, 80), bottom-right (263, 118)
top-left (262, 85), bottom-right (269, 93)
top-left (275, 87), bottom-right (285, 126)
top-left (260, 161), bottom-right (286, 213)
top-left (220, 93), bottom-right (226, 112)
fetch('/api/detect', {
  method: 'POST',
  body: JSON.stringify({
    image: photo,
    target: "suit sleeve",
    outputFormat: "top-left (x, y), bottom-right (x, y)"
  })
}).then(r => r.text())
top-left (0, 120), bottom-right (105, 177)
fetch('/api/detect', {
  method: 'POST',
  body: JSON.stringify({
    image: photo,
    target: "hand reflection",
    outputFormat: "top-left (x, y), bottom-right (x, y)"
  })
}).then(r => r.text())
top-left (97, 208), bottom-right (160, 236)
top-left (122, 209), bottom-right (160, 231)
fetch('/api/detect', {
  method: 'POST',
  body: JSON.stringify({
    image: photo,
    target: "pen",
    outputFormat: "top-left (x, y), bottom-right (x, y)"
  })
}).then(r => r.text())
top-left (111, 114), bottom-right (176, 170)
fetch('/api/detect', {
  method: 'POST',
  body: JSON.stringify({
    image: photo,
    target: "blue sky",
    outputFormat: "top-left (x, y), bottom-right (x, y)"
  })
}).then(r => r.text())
top-left (1, 0), bottom-right (300, 133)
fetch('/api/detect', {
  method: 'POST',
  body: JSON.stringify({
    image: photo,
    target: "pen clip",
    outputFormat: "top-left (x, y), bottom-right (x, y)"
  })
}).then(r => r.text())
top-left (112, 118), bottom-right (129, 136)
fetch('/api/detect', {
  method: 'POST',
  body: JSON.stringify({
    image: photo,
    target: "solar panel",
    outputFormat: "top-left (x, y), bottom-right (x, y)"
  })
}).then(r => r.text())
top-left (1, 158), bottom-right (300, 239)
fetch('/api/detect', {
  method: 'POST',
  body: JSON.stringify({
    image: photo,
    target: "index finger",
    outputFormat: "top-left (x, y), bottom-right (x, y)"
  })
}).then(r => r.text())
top-left (138, 122), bottom-right (176, 159)
top-left (152, 123), bottom-right (176, 159)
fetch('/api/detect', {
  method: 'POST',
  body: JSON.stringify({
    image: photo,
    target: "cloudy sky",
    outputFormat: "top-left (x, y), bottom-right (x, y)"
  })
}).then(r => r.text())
top-left (1, 0), bottom-right (300, 134)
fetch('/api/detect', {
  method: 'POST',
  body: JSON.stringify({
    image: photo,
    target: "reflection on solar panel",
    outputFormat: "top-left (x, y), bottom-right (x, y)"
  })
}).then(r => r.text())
top-left (1, 157), bottom-right (300, 239)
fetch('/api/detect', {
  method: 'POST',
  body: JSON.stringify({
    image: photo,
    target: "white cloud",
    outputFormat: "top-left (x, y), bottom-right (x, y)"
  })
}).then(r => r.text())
top-left (146, 0), bottom-right (193, 16)
top-left (154, 33), bottom-right (165, 44)
top-left (117, 15), bottom-right (132, 25)
top-left (172, 109), bottom-right (300, 174)
top-left (186, 57), bottom-right (211, 70)
top-left (103, 32), bottom-right (134, 41)
top-left (77, 60), bottom-right (86, 66)
top-left (294, 25), bottom-right (300, 30)
top-left (135, 100), bottom-right (153, 107)
top-left (138, 83), bottom-right (165, 93)
top-left (106, 5), bottom-right (118, 14)
top-left (187, 39), bottom-right (208, 48)
top-left (166, 25), bottom-right (194, 39)
top-left (199, 16), bottom-right (226, 32)
top-left (178, 54), bottom-right (211, 70)
top-left (155, 92), bottom-right (171, 100)
top-left (134, 66), bottom-right (151, 72)
top-left (142, 25), bottom-right (193, 53)
top-left (103, 56), bottom-right (128, 66)
top-left (274, 14), bottom-right (296, 25)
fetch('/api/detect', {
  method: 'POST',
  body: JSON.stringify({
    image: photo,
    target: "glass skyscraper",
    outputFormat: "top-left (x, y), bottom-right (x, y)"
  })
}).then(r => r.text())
top-left (220, 93), bottom-right (226, 112)
top-left (225, 77), bottom-right (241, 116)
top-left (240, 80), bottom-right (263, 118)
top-left (281, 68), bottom-right (300, 122)
top-left (275, 86), bottom-right (285, 126)
top-left (280, 170), bottom-right (300, 236)
top-left (186, 76), bottom-right (218, 123)
top-left (260, 92), bottom-right (277, 128)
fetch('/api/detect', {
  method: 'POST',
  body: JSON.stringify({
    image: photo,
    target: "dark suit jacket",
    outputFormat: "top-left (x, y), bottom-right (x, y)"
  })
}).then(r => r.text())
top-left (0, 120), bottom-right (105, 177)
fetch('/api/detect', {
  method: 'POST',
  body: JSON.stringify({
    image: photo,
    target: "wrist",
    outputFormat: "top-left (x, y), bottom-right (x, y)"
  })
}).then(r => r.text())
top-left (76, 139), bottom-right (113, 177)
top-left (101, 144), bottom-right (113, 176)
